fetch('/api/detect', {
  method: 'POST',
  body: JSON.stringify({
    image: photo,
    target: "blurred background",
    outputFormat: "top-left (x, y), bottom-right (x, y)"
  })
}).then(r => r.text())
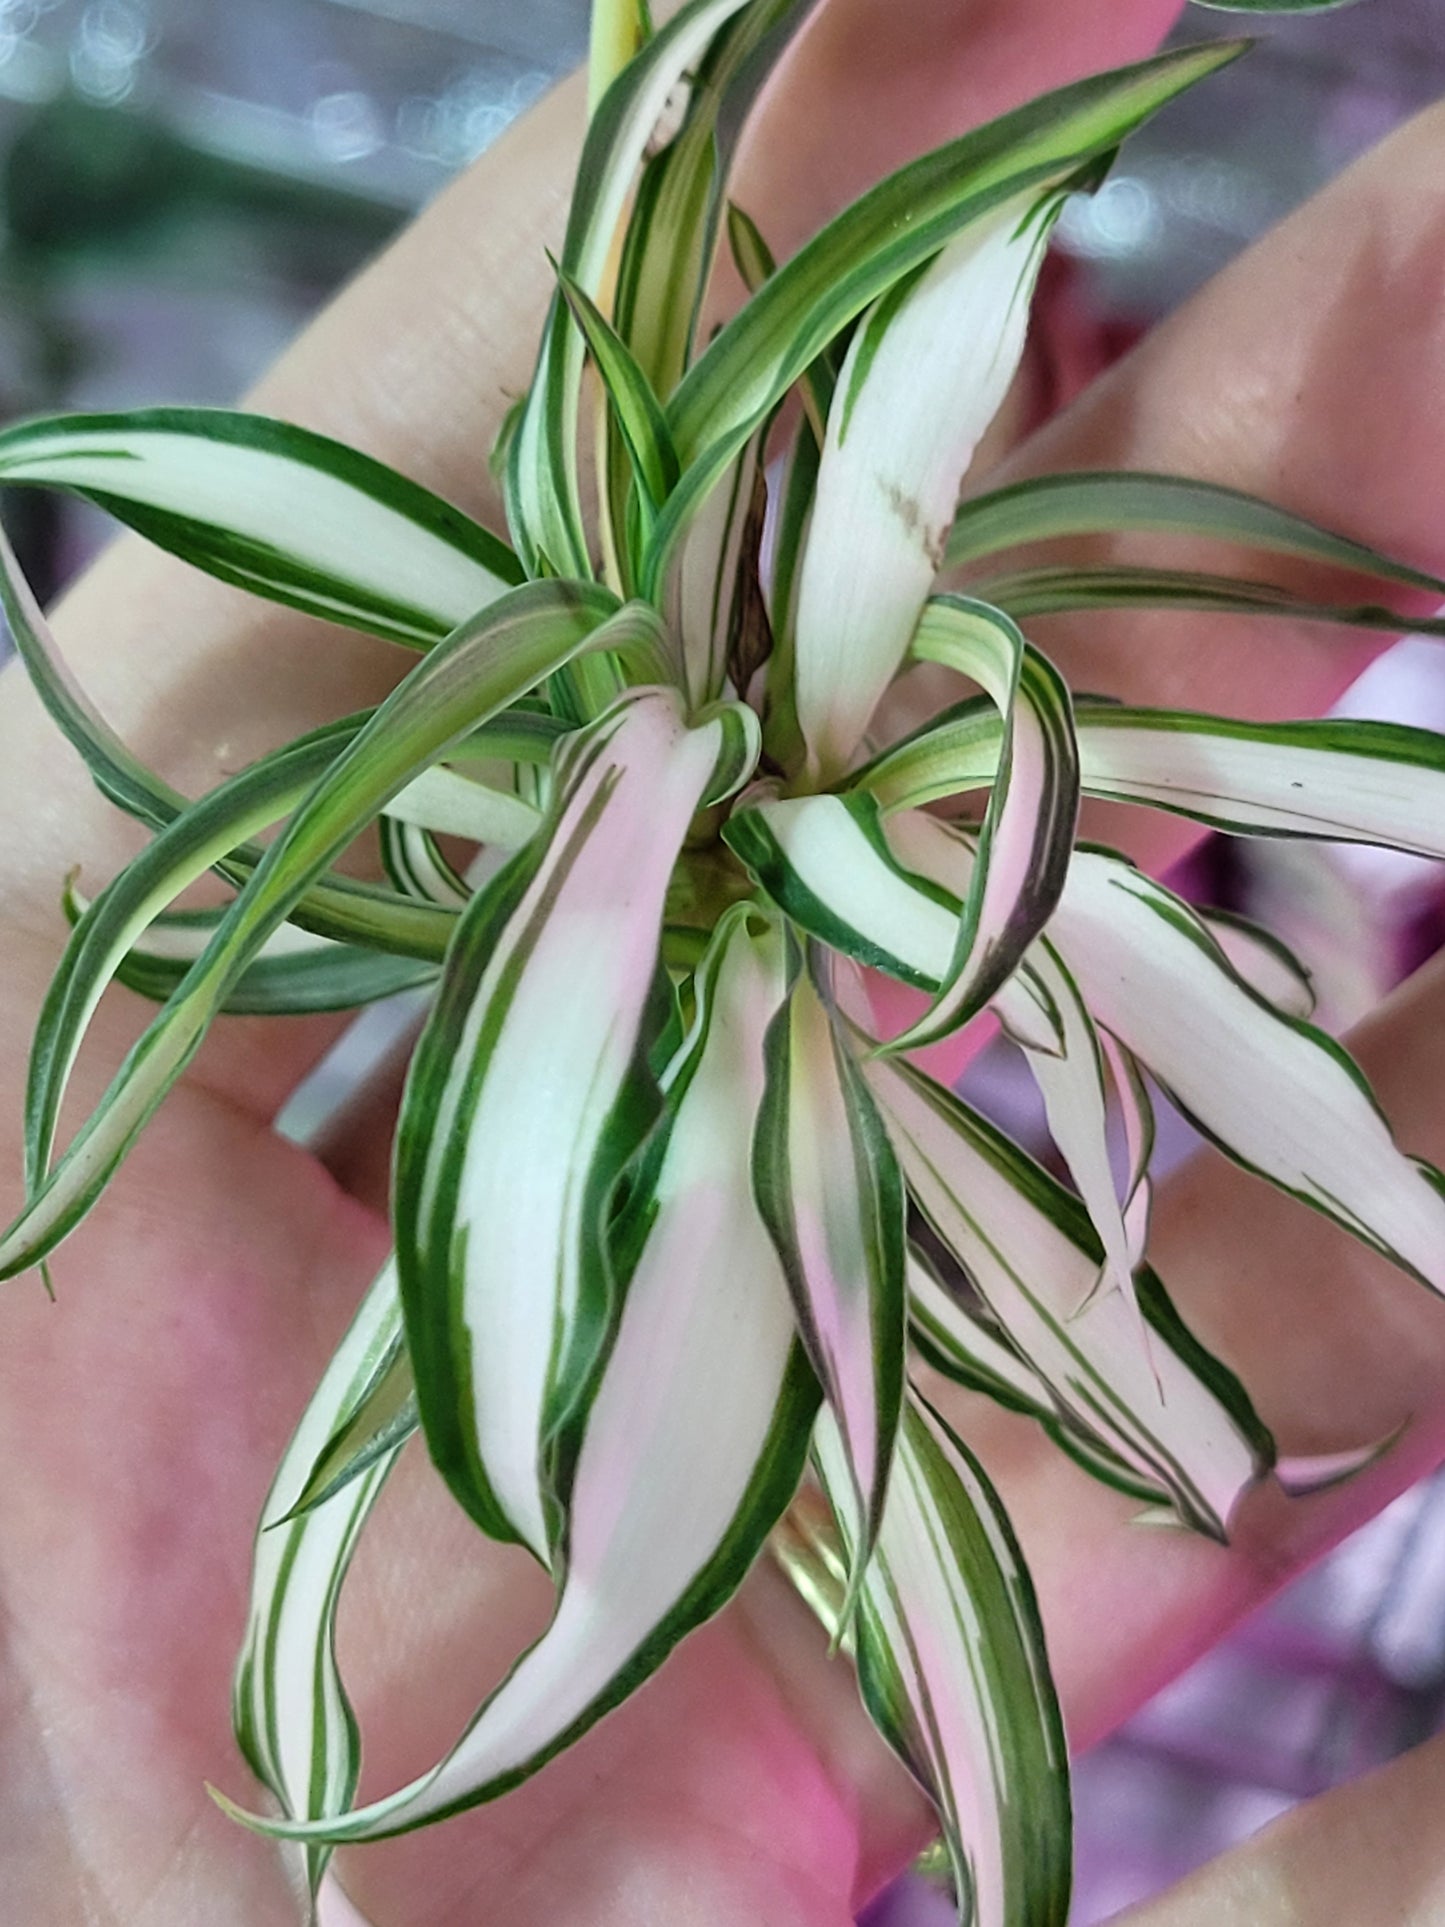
top-left (0, 2), bottom-right (1441, 1921)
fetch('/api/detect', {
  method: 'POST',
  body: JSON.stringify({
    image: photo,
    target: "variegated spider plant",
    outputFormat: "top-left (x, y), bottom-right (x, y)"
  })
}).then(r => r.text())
top-left (0, 0), bottom-right (1437, 1920)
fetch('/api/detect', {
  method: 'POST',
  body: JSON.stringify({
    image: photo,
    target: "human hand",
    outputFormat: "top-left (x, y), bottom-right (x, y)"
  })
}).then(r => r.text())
top-left (1, 4), bottom-right (1444, 1922)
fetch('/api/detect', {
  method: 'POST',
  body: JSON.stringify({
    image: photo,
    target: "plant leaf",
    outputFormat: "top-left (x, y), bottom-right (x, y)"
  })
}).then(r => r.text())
top-left (650, 42), bottom-right (1246, 584)
top-left (0, 408), bottom-right (522, 648)
top-left (0, 580), bottom-right (621, 1281)
top-left (753, 939), bottom-right (906, 1582)
top-left (506, 0), bottom-right (754, 578)
top-left (1195, 909), bottom-right (1315, 1020)
top-left (944, 469), bottom-right (1445, 594)
top-left (866, 1051), bottom-right (1273, 1537)
top-left (219, 908), bottom-right (819, 1843)
top-left (62, 879), bottom-right (438, 1018)
top-left (969, 561), bottom-right (1445, 637)
top-left (814, 1390), bottom-right (1071, 1927)
top-left (233, 1260), bottom-right (404, 1899)
top-left (907, 1246), bottom-right (1165, 1504)
top-left (0, 520), bottom-right (462, 961)
top-left (790, 193), bottom-right (1062, 781)
top-left (1043, 849), bottom-right (1445, 1297)
top-left (279, 1315), bottom-right (419, 1523)
top-left (859, 698), bottom-right (1445, 864)
top-left (378, 818), bottom-right (472, 908)
top-left (394, 686), bottom-right (739, 1562)
top-left (882, 598), bottom-right (1079, 1054)
top-left (555, 264), bottom-right (680, 515)
top-left (384, 764), bottom-right (543, 848)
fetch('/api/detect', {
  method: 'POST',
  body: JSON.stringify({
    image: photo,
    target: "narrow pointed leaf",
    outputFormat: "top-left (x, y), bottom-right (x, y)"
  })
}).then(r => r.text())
top-left (378, 818), bottom-right (471, 907)
top-left (62, 881), bottom-right (438, 1017)
top-left (1046, 850), bottom-right (1445, 1296)
top-left (384, 765), bottom-right (543, 848)
top-left (815, 1392), bottom-right (1071, 1927)
top-left (395, 687), bottom-right (737, 1562)
top-left (860, 698), bottom-right (1445, 868)
top-left (997, 938), bottom-right (1140, 1319)
top-left (945, 470), bottom-right (1445, 592)
top-left (791, 195), bottom-right (1061, 780)
top-left (753, 941), bottom-right (906, 1575)
top-left (883, 598), bottom-right (1078, 1053)
top-left (0, 522), bottom-right (460, 960)
top-left (0, 580), bottom-right (620, 1281)
top-left (222, 910), bottom-right (819, 1843)
top-left (280, 1327), bottom-right (419, 1523)
top-left (0, 408), bottom-right (521, 647)
top-left (1196, 909), bottom-right (1314, 1019)
top-left (969, 561), bottom-right (1445, 638)
top-left (588, 0), bottom-right (653, 111)
top-left (233, 1261), bottom-right (404, 1898)
top-left (908, 1248), bottom-right (1169, 1506)
top-left (867, 1051), bottom-right (1273, 1536)
top-left (25, 714), bottom-right (367, 1203)
top-left (506, 0), bottom-right (753, 576)
top-left (723, 790), bottom-right (961, 989)
top-left (649, 43), bottom-right (1245, 585)
top-left (556, 265), bottom-right (679, 513)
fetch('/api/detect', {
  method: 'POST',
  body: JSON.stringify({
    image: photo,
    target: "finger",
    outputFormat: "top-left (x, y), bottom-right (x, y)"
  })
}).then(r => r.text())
top-left (1113, 1722), bottom-right (1445, 1924)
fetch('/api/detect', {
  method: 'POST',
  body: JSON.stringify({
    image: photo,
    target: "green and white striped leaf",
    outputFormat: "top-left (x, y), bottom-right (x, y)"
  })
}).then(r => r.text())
top-left (867, 1053), bottom-right (1274, 1537)
top-left (0, 521), bottom-right (463, 961)
top-left (753, 941), bottom-right (906, 1576)
top-left (221, 909), bottom-right (819, 1843)
top-left (1046, 850), bottom-right (1445, 1297)
top-left (648, 43), bottom-right (1244, 588)
top-left (968, 562), bottom-right (1445, 639)
top-left (883, 598), bottom-right (1078, 1053)
top-left (1196, 909), bottom-right (1315, 1020)
top-left (0, 408), bottom-right (521, 648)
top-left (279, 1316), bottom-right (418, 1523)
top-left (556, 265), bottom-right (679, 518)
top-left (998, 937), bottom-right (1142, 1321)
top-left (506, 0), bottom-right (753, 577)
top-left (233, 1260), bottom-right (404, 1900)
top-left (378, 818), bottom-right (472, 908)
top-left (394, 686), bottom-right (738, 1563)
top-left (612, 0), bottom-right (818, 405)
top-left (723, 791), bottom-right (962, 990)
top-left (603, 0), bottom-right (818, 584)
top-left (0, 579), bottom-right (620, 1281)
top-left (62, 880), bottom-right (438, 1017)
top-left (907, 1247), bottom-right (1165, 1504)
top-left (815, 1391), bottom-right (1071, 1927)
top-left (790, 195), bottom-right (1060, 781)
top-left (24, 714), bottom-right (367, 1203)
top-left (859, 698), bottom-right (1445, 863)
top-left (944, 469), bottom-right (1445, 596)
top-left (383, 764), bottom-right (543, 848)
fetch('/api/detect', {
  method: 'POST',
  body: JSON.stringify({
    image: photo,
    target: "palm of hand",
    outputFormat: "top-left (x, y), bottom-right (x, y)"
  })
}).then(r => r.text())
top-left (3, 3), bottom-right (1445, 1923)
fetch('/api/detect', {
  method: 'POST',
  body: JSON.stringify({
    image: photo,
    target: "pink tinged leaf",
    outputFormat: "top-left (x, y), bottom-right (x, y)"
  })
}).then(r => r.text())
top-left (397, 688), bottom-right (733, 1566)
top-left (814, 1390), bottom-right (1071, 1927)
top-left (753, 946), bottom-right (906, 1577)
top-left (792, 196), bottom-right (1061, 785)
top-left (864, 1053), bottom-right (1270, 1538)
top-left (1048, 851), bottom-right (1445, 1296)
top-left (222, 911), bottom-right (818, 1843)
top-left (881, 599), bottom-right (1079, 1057)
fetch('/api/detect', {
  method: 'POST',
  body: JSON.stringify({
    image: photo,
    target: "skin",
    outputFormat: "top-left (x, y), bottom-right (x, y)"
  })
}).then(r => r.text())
top-left (0, 2), bottom-right (1443, 1920)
